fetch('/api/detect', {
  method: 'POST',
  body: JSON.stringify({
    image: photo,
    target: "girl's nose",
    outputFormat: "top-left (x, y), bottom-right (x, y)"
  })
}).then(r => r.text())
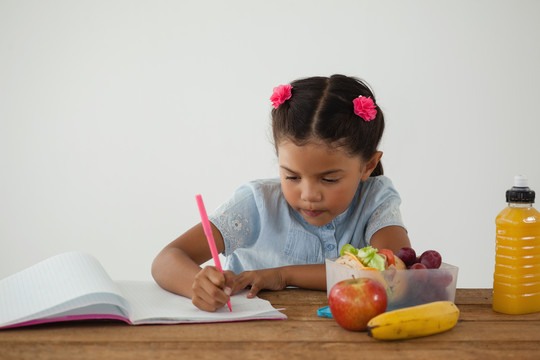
top-left (301, 183), bottom-right (322, 202)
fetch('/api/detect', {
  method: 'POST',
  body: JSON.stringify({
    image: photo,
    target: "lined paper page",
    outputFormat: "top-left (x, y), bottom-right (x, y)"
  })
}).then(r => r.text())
top-left (0, 252), bottom-right (129, 327)
top-left (116, 281), bottom-right (287, 324)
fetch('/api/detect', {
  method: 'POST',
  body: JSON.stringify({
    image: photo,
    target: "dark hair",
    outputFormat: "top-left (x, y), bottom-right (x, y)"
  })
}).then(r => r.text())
top-left (271, 74), bottom-right (384, 176)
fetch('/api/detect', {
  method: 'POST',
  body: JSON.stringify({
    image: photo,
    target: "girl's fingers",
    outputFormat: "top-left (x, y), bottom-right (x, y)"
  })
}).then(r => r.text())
top-left (223, 271), bottom-right (236, 295)
top-left (231, 269), bottom-right (286, 297)
top-left (247, 284), bottom-right (261, 298)
top-left (231, 271), bottom-right (266, 297)
top-left (192, 294), bottom-right (221, 312)
top-left (192, 267), bottom-right (230, 311)
top-left (230, 271), bottom-right (255, 293)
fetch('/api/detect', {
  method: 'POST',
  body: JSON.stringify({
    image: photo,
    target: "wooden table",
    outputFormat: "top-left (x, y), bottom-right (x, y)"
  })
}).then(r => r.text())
top-left (1, 289), bottom-right (539, 359)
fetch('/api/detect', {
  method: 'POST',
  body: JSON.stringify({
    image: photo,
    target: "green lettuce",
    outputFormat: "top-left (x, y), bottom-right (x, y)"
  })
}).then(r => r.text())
top-left (340, 245), bottom-right (386, 271)
top-left (340, 244), bottom-right (358, 257)
top-left (357, 246), bottom-right (386, 271)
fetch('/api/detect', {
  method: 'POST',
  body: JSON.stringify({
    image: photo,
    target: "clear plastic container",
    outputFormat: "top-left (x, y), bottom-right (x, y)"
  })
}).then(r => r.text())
top-left (326, 258), bottom-right (458, 311)
top-left (493, 175), bottom-right (540, 314)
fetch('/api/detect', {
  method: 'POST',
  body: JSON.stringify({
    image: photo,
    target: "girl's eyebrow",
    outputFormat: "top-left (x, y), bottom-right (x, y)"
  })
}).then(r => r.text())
top-left (280, 165), bottom-right (344, 176)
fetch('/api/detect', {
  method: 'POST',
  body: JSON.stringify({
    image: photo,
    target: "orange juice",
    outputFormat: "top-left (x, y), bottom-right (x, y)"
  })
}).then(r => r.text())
top-left (493, 176), bottom-right (540, 314)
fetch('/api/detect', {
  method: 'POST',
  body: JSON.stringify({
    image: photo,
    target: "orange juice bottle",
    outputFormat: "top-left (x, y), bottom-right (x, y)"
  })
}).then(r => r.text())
top-left (493, 175), bottom-right (540, 314)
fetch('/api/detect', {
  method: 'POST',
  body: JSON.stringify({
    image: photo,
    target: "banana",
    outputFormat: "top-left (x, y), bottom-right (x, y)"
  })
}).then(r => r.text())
top-left (366, 301), bottom-right (460, 340)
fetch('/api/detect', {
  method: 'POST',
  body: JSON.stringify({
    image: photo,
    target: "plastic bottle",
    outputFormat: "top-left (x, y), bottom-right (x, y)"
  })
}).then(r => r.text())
top-left (493, 175), bottom-right (540, 314)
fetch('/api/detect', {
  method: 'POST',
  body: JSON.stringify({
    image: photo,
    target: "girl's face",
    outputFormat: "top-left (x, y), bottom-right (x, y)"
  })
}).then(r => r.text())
top-left (278, 140), bottom-right (381, 227)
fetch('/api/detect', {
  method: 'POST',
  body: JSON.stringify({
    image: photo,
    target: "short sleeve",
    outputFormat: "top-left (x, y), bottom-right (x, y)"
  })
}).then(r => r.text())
top-left (364, 177), bottom-right (405, 244)
top-left (208, 184), bottom-right (261, 256)
top-left (365, 195), bottom-right (405, 243)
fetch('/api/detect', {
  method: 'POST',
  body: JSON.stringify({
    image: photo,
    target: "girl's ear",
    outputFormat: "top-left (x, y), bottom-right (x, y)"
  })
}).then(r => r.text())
top-left (361, 151), bottom-right (383, 181)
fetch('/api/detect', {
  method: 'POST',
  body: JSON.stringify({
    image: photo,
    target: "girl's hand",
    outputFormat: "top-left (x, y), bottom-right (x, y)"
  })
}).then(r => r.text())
top-left (232, 268), bottom-right (287, 298)
top-left (191, 266), bottom-right (236, 312)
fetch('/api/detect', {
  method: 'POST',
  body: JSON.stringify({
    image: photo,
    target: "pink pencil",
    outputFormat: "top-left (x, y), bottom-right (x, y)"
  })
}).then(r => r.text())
top-left (195, 194), bottom-right (232, 312)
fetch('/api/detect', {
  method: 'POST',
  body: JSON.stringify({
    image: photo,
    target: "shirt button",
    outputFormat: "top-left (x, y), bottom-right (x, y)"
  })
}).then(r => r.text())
top-left (325, 244), bottom-right (336, 251)
top-left (325, 224), bottom-right (333, 230)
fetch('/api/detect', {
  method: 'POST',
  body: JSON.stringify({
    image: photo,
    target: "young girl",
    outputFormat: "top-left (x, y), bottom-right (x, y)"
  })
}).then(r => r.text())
top-left (152, 74), bottom-right (411, 312)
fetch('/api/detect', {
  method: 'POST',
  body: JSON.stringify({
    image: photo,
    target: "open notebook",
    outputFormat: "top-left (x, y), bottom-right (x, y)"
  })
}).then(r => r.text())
top-left (0, 252), bottom-right (287, 329)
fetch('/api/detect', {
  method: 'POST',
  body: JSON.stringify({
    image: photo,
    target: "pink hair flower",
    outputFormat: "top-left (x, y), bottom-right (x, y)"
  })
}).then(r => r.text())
top-left (353, 96), bottom-right (377, 121)
top-left (270, 84), bottom-right (293, 109)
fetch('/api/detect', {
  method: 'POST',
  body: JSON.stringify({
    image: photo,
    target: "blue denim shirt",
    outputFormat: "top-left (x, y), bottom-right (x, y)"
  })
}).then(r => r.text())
top-left (208, 176), bottom-right (405, 274)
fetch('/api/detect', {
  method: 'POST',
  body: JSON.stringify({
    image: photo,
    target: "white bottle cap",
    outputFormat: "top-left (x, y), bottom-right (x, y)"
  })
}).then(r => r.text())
top-left (513, 175), bottom-right (528, 188)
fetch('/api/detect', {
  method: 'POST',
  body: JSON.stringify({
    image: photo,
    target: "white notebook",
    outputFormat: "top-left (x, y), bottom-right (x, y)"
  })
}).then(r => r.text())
top-left (0, 251), bottom-right (286, 329)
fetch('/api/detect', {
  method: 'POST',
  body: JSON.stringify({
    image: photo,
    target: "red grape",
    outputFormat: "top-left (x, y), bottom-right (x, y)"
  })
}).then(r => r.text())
top-left (397, 247), bottom-right (417, 267)
top-left (419, 283), bottom-right (450, 302)
top-left (410, 263), bottom-right (428, 282)
top-left (428, 271), bottom-right (454, 287)
top-left (419, 250), bottom-right (442, 269)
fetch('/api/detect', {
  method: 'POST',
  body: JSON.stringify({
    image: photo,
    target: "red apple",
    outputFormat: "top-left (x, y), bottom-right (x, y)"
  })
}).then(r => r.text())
top-left (328, 277), bottom-right (387, 331)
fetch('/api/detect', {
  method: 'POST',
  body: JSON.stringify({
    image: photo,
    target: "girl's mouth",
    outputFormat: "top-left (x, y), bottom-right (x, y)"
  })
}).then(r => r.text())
top-left (303, 209), bottom-right (324, 218)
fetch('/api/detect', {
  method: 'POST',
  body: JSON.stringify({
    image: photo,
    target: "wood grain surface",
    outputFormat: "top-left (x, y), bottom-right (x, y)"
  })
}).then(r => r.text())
top-left (2, 288), bottom-right (539, 360)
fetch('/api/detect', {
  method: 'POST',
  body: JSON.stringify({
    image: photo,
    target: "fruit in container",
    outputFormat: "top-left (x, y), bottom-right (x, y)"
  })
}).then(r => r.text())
top-left (410, 263), bottom-right (427, 270)
top-left (396, 247), bottom-right (417, 267)
top-left (419, 250), bottom-right (442, 269)
top-left (328, 245), bottom-right (458, 310)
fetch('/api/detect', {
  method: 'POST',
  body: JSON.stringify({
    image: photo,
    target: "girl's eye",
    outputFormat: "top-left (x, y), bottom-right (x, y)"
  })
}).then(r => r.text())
top-left (285, 176), bottom-right (299, 181)
top-left (323, 178), bottom-right (339, 183)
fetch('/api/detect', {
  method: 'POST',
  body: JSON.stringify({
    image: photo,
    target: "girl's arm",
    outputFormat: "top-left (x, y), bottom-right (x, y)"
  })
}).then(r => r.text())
top-left (229, 225), bottom-right (410, 298)
top-left (151, 223), bottom-right (234, 311)
top-left (369, 225), bottom-right (411, 254)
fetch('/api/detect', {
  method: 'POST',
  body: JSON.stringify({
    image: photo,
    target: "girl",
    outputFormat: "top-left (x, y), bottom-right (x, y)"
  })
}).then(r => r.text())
top-left (152, 74), bottom-right (411, 311)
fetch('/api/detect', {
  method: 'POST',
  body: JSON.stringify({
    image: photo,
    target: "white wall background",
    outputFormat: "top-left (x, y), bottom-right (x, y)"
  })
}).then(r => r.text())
top-left (1, 0), bottom-right (539, 288)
